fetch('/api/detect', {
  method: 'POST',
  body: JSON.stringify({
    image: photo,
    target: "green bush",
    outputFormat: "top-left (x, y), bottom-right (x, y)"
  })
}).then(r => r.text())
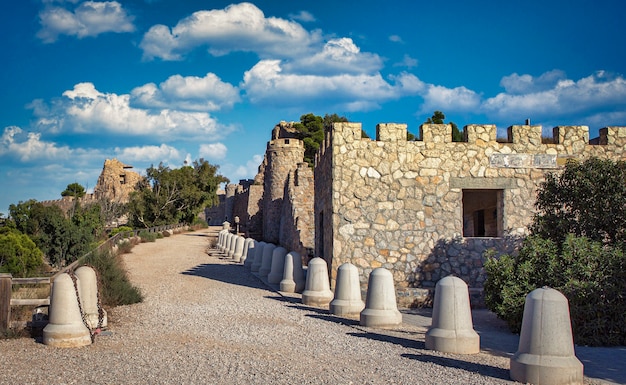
top-left (117, 239), bottom-right (135, 254)
top-left (484, 158), bottom-right (626, 346)
top-left (0, 228), bottom-right (44, 277)
top-left (110, 226), bottom-right (133, 238)
top-left (138, 230), bottom-right (157, 243)
top-left (81, 248), bottom-right (143, 307)
top-left (485, 235), bottom-right (625, 345)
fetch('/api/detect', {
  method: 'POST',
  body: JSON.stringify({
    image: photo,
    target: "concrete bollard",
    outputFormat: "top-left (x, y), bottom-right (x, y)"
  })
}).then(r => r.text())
top-left (244, 240), bottom-right (258, 269)
top-left (251, 241), bottom-right (267, 272)
top-left (360, 268), bottom-right (402, 327)
top-left (301, 257), bottom-right (334, 307)
top-left (258, 243), bottom-right (276, 279)
top-left (43, 273), bottom-right (92, 347)
top-left (268, 247), bottom-right (288, 284)
top-left (233, 236), bottom-right (245, 262)
top-left (217, 229), bottom-right (227, 250)
top-left (280, 251), bottom-right (305, 293)
top-left (510, 287), bottom-right (584, 385)
top-left (330, 263), bottom-right (365, 316)
top-left (75, 266), bottom-right (107, 329)
top-left (222, 233), bottom-right (233, 254)
top-left (241, 238), bottom-right (255, 264)
top-left (425, 276), bottom-right (479, 354)
top-left (227, 233), bottom-right (238, 259)
top-left (222, 221), bottom-right (230, 231)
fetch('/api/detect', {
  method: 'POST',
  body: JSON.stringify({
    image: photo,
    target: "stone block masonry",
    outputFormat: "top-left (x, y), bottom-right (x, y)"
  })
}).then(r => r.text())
top-left (314, 122), bottom-right (626, 307)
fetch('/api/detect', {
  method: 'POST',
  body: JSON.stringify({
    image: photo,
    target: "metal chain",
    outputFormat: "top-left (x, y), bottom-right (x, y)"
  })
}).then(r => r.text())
top-left (69, 271), bottom-right (96, 343)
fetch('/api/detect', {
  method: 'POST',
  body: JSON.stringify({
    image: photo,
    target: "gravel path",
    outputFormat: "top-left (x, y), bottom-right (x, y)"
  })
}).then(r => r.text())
top-left (0, 228), bottom-right (615, 384)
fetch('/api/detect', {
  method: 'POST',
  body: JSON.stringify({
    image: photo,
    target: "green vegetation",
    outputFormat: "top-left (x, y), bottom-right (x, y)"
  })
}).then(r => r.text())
top-left (7, 199), bottom-right (104, 269)
top-left (138, 230), bottom-right (158, 243)
top-left (127, 159), bottom-right (227, 228)
top-left (61, 182), bottom-right (86, 198)
top-left (292, 113), bottom-right (349, 166)
top-left (110, 226), bottom-right (133, 238)
top-left (81, 248), bottom-right (143, 307)
top-left (0, 227), bottom-right (44, 276)
top-left (484, 158), bottom-right (626, 346)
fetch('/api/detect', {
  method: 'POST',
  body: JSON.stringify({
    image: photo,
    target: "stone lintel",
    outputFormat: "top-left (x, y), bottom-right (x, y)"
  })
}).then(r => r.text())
top-left (450, 177), bottom-right (517, 190)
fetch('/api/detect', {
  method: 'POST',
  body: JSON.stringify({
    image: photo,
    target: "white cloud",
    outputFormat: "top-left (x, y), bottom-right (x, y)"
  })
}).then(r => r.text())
top-left (289, 10), bottom-right (316, 22)
top-left (393, 54), bottom-right (418, 69)
top-left (389, 35), bottom-right (403, 43)
top-left (221, 154), bottom-right (264, 181)
top-left (199, 143), bottom-right (228, 160)
top-left (140, 2), bottom-right (320, 61)
top-left (483, 71), bottom-right (626, 121)
top-left (418, 84), bottom-right (482, 114)
top-left (283, 38), bottom-right (384, 75)
top-left (37, 1), bottom-right (135, 43)
top-left (130, 73), bottom-right (240, 111)
top-left (33, 82), bottom-right (233, 140)
top-left (113, 144), bottom-right (182, 164)
top-left (0, 126), bottom-right (72, 161)
top-left (241, 60), bottom-right (420, 111)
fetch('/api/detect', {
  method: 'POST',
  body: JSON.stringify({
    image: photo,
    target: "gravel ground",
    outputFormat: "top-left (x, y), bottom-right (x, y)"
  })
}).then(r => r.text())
top-left (0, 228), bottom-right (616, 384)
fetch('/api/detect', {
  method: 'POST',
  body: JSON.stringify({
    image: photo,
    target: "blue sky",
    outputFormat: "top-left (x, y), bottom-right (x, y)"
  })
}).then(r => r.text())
top-left (2, 0), bottom-right (626, 214)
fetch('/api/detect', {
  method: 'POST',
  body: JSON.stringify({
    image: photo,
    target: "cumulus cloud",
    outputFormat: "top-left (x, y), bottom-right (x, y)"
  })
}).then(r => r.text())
top-left (37, 1), bottom-right (135, 43)
top-left (282, 38), bottom-right (384, 75)
top-left (389, 35), bottom-right (403, 43)
top-left (483, 71), bottom-right (626, 121)
top-left (241, 60), bottom-right (421, 111)
top-left (32, 82), bottom-right (233, 140)
top-left (289, 10), bottom-right (316, 22)
top-left (130, 73), bottom-right (240, 112)
top-left (199, 143), bottom-right (228, 160)
top-left (220, 154), bottom-right (264, 181)
top-left (418, 84), bottom-right (482, 114)
top-left (140, 2), bottom-right (321, 60)
top-left (393, 54), bottom-right (418, 69)
top-left (0, 126), bottom-right (72, 161)
top-left (114, 144), bottom-right (182, 164)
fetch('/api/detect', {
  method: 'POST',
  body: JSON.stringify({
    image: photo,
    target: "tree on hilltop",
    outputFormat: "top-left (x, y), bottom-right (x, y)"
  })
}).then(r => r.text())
top-left (61, 182), bottom-right (86, 198)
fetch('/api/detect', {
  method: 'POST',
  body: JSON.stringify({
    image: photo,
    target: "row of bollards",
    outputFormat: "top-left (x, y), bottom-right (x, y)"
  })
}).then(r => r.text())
top-left (42, 265), bottom-right (107, 348)
top-left (216, 228), bottom-right (584, 384)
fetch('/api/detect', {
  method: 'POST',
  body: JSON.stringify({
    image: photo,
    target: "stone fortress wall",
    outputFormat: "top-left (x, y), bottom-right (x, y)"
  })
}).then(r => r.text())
top-left (213, 122), bottom-right (316, 259)
top-left (314, 123), bottom-right (626, 306)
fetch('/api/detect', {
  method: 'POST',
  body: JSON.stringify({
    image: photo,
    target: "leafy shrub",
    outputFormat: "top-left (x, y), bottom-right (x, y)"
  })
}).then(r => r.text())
top-left (485, 235), bottom-right (625, 345)
top-left (484, 158), bottom-right (626, 346)
top-left (0, 228), bottom-right (44, 277)
top-left (81, 248), bottom-right (143, 307)
top-left (110, 226), bottom-right (133, 238)
top-left (117, 239), bottom-right (135, 254)
top-left (138, 230), bottom-right (157, 243)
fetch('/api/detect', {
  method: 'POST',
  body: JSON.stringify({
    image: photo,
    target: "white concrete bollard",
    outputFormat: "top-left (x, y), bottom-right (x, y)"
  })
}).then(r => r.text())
top-left (330, 263), bottom-right (365, 316)
top-left (251, 241), bottom-right (267, 272)
top-left (510, 287), bottom-right (584, 385)
top-left (425, 276), bottom-right (479, 354)
top-left (222, 221), bottom-right (230, 231)
top-left (244, 240), bottom-right (258, 269)
top-left (360, 268), bottom-right (402, 327)
top-left (233, 236), bottom-right (245, 262)
top-left (75, 266), bottom-right (107, 329)
top-left (258, 243), bottom-right (276, 279)
top-left (301, 257), bottom-right (334, 307)
top-left (241, 238), bottom-right (255, 264)
top-left (280, 251), bottom-right (305, 293)
top-left (268, 247), bottom-right (288, 284)
top-left (217, 229), bottom-right (226, 250)
top-left (222, 232), bottom-right (233, 253)
top-left (227, 233), bottom-right (238, 258)
top-left (43, 273), bottom-right (92, 347)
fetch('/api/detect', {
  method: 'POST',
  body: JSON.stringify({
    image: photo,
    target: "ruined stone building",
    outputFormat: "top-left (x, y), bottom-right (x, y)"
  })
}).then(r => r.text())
top-left (208, 122), bottom-right (315, 258)
top-left (314, 123), bottom-right (626, 306)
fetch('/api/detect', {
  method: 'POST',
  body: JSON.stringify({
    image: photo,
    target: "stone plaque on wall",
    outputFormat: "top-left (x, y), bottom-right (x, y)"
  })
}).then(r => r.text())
top-left (490, 154), bottom-right (557, 169)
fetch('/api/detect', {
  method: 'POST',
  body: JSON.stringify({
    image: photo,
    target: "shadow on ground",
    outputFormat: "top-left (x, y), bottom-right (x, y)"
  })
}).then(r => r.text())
top-left (181, 261), bottom-right (267, 290)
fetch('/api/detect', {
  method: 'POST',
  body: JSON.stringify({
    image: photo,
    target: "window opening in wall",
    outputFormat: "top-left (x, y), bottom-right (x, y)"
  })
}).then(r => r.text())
top-left (462, 189), bottom-right (503, 237)
top-left (119, 174), bottom-right (126, 184)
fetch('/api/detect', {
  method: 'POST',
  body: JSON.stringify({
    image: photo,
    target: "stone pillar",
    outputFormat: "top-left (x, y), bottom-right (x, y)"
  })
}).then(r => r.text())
top-left (510, 287), bottom-right (583, 385)
top-left (425, 276), bottom-right (479, 354)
